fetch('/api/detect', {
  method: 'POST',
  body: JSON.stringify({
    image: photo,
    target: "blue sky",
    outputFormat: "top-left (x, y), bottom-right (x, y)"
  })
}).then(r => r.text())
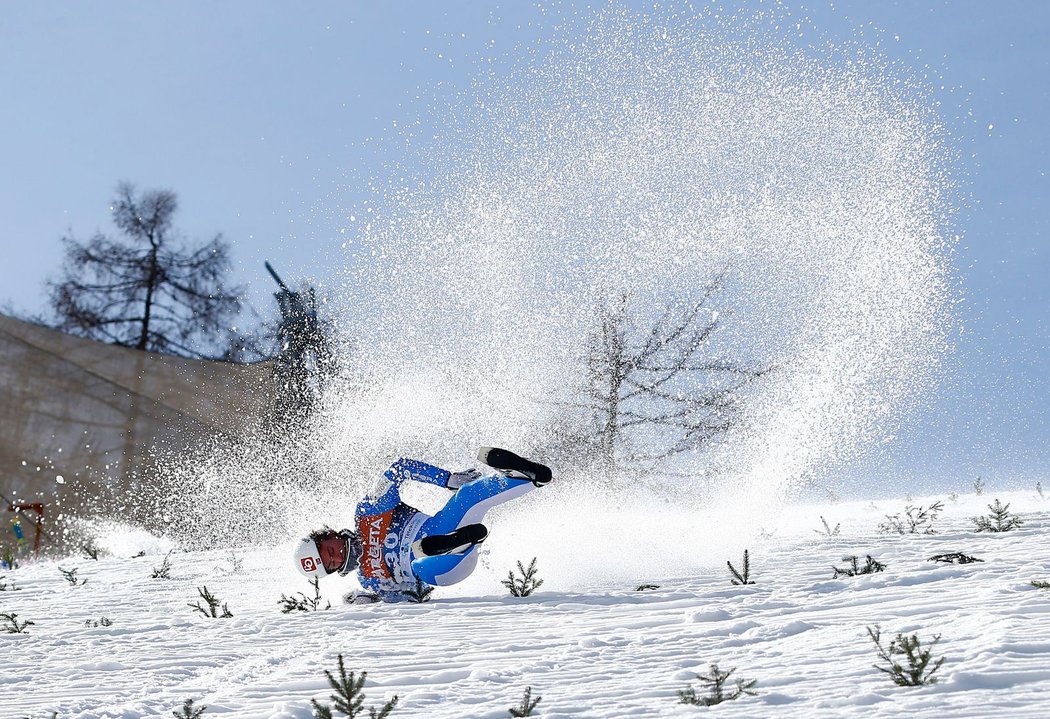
top-left (1, 2), bottom-right (1047, 489)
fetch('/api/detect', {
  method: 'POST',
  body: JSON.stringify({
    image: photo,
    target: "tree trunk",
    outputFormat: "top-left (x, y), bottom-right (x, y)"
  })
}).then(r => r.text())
top-left (138, 233), bottom-right (160, 351)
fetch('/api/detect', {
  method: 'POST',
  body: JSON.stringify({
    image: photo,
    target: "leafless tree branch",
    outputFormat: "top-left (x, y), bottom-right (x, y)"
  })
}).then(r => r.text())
top-left (47, 183), bottom-right (260, 359)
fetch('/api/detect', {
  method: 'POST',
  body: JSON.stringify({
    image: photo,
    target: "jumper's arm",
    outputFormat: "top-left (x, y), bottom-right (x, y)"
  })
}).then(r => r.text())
top-left (384, 458), bottom-right (453, 488)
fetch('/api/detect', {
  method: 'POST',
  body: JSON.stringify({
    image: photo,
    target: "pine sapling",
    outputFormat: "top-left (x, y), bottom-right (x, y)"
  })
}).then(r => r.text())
top-left (878, 501), bottom-right (944, 535)
top-left (311, 654), bottom-right (398, 718)
top-left (402, 578), bottom-right (433, 603)
top-left (678, 663), bottom-right (758, 706)
top-left (279, 577), bottom-right (331, 613)
top-left (814, 516), bottom-right (841, 537)
top-left (1, 611), bottom-right (34, 633)
top-left (189, 586), bottom-right (233, 619)
top-left (502, 557), bottom-right (544, 597)
top-left (928, 552), bottom-right (983, 564)
top-left (214, 550), bottom-right (245, 575)
top-left (172, 698), bottom-right (207, 718)
top-left (832, 555), bottom-right (886, 578)
top-left (509, 686), bottom-right (541, 717)
top-left (151, 550), bottom-right (174, 579)
top-left (867, 625), bottom-right (945, 686)
top-left (59, 566), bottom-right (88, 586)
top-left (973, 477), bottom-right (985, 495)
top-left (727, 550), bottom-right (755, 585)
top-left (971, 499), bottom-right (1024, 533)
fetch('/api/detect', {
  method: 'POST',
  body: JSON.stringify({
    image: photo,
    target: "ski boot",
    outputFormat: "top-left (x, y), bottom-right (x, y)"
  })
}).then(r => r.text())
top-left (412, 523), bottom-right (488, 558)
top-left (477, 447), bottom-right (552, 487)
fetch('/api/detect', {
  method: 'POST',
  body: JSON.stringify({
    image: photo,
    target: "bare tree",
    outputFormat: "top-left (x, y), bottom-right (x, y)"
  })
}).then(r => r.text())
top-left (48, 183), bottom-right (246, 359)
top-left (573, 277), bottom-right (768, 478)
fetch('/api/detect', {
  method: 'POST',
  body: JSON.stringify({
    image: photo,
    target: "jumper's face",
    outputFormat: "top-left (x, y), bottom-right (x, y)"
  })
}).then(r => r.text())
top-left (318, 535), bottom-right (348, 574)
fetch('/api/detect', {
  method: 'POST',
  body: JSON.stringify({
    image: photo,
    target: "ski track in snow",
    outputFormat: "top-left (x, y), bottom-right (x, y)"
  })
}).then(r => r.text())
top-left (6, 491), bottom-right (1050, 718)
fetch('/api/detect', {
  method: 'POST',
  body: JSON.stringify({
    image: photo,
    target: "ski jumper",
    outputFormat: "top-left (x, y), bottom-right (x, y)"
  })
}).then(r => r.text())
top-left (355, 458), bottom-right (536, 602)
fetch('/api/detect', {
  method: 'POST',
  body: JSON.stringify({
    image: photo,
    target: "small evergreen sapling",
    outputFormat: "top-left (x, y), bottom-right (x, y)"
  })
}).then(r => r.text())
top-left (1, 611), bottom-right (33, 633)
top-left (218, 551), bottom-right (244, 575)
top-left (867, 626), bottom-right (945, 686)
top-left (402, 578), bottom-right (433, 603)
top-left (878, 501), bottom-right (944, 535)
top-left (678, 663), bottom-right (758, 706)
top-left (189, 586), bottom-right (233, 618)
top-left (172, 698), bottom-right (206, 718)
top-left (59, 566), bottom-right (88, 586)
top-left (727, 550), bottom-right (754, 585)
top-left (508, 686), bottom-right (541, 717)
top-left (151, 550), bottom-right (174, 579)
top-left (971, 499), bottom-right (1024, 533)
top-left (832, 555), bottom-right (886, 578)
top-left (928, 552), bottom-right (983, 564)
top-left (814, 516), bottom-right (841, 537)
top-left (503, 557), bottom-right (544, 597)
top-left (279, 577), bottom-right (331, 613)
top-left (973, 477), bottom-right (985, 495)
top-left (311, 654), bottom-right (398, 718)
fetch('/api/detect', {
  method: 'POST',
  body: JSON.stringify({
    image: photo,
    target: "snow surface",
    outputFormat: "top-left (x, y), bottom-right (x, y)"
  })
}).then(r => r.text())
top-left (7, 490), bottom-right (1050, 718)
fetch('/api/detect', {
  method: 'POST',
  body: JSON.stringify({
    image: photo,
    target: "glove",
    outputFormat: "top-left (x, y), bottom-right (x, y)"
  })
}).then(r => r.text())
top-left (343, 591), bottom-right (381, 605)
top-left (447, 468), bottom-right (482, 490)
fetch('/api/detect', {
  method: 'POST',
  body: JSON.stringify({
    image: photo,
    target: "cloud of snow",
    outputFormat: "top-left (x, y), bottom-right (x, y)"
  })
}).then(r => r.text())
top-left (327, 5), bottom-right (955, 499)
top-left (145, 5), bottom-right (956, 578)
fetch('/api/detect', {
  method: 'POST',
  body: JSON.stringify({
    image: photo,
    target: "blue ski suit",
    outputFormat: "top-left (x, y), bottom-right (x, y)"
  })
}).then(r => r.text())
top-left (355, 458), bottom-right (537, 602)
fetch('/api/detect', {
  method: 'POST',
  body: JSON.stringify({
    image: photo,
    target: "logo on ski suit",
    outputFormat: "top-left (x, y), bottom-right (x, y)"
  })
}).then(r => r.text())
top-left (358, 511), bottom-right (394, 580)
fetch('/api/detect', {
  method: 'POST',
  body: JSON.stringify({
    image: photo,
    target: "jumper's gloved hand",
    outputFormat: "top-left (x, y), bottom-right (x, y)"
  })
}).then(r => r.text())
top-left (343, 591), bottom-right (381, 605)
top-left (447, 468), bottom-right (482, 490)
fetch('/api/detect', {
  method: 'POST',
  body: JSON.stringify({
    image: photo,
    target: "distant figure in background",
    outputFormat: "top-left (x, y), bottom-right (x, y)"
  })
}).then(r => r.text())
top-left (293, 447), bottom-right (552, 603)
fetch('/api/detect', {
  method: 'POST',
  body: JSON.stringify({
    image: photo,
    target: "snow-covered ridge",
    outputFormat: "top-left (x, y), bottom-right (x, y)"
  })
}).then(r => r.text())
top-left (6, 490), bottom-right (1050, 718)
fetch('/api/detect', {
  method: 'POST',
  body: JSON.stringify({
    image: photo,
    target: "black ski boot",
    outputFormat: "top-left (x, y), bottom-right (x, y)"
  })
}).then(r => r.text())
top-left (413, 523), bottom-right (488, 558)
top-left (477, 447), bottom-right (552, 487)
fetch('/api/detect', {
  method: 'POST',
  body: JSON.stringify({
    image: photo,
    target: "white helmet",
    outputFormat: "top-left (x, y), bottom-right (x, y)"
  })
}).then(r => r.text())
top-left (293, 537), bottom-right (325, 577)
top-left (293, 529), bottom-right (362, 578)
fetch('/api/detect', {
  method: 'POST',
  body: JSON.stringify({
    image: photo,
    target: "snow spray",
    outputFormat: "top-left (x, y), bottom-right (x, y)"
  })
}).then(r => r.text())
top-left (152, 5), bottom-right (956, 587)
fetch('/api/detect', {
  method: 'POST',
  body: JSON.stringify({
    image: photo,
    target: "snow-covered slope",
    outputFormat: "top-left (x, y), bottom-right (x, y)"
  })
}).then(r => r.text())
top-left (7, 491), bottom-right (1050, 718)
